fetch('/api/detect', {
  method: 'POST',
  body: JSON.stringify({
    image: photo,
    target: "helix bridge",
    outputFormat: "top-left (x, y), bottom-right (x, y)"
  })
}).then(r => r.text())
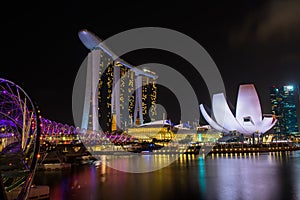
top-left (0, 78), bottom-right (137, 199)
top-left (0, 78), bottom-right (41, 199)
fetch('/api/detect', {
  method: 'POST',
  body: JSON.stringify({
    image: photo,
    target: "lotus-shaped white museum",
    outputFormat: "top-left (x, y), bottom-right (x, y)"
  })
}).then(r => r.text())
top-left (200, 84), bottom-right (277, 135)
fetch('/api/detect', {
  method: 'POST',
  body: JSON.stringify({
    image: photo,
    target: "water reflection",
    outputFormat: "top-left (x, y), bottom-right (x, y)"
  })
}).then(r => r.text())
top-left (103, 153), bottom-right (181, 173)
top-left (198, 157), bottom-right (206, 198)
top-left (206, 151), bottom-right (300, 200)
top-left (33, 151), bottom-right (300, 200)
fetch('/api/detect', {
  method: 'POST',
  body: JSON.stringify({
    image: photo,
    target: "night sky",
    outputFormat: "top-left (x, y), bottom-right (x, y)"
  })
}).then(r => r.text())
top-left (1, 1), bottom-right (300, 126)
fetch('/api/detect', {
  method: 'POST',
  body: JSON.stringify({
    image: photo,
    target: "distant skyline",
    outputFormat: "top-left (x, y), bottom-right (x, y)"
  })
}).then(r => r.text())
top-left (1, 1), bottom-right (300, 125)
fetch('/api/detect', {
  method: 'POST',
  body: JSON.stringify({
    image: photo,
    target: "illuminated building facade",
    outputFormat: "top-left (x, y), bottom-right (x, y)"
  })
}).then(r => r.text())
top-left (78, 30), bottom-right (158, 132)
top-left (141, 70), bottom-right (157, 123)
top-left (270, 85), bottom-right (299, 134)
top-left (113, 63), bottom-right (157, 129)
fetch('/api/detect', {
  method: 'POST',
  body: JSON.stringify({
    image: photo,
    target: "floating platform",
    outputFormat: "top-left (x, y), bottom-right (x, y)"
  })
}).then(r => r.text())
top-left (209, 143), bottom-right (300, 154)
top-left (37, 163), bottom-right (71, 171)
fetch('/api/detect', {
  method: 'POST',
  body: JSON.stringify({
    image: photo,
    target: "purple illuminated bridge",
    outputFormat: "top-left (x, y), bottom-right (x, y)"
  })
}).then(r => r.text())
top-left (0, 77), bottom-right (136, 199)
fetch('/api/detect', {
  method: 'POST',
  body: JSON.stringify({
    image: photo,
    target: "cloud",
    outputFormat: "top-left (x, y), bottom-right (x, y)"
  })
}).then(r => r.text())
top-left (230, 0), bottom-right (300, 45)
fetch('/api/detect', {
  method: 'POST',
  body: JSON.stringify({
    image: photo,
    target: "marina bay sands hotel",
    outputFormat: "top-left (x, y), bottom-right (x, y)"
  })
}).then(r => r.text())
top-left (78, 30), bottom-right (158, 132)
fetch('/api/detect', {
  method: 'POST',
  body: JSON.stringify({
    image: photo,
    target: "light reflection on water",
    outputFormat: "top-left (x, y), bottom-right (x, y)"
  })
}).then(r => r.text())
top-left (33, 151), bottom-right (300, 200)
top-left (102, 153), bottom-right (181, 173)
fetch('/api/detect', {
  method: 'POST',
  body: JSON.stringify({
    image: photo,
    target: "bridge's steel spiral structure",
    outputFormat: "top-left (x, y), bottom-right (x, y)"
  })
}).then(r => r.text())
top-left (39, 118), bottom-right (134, 145)
top-left (0, 78), bottom-right (41, 200)
top-left (40, 118), bottom-right (78, 136)
top-left (0, 78), bottom-right (136, 199)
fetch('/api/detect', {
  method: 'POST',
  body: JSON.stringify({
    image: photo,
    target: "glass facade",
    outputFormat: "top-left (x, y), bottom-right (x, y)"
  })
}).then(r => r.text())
top-left (270, 85), bottom-right (299, 134)
top-left (95, 50), bottom-right (157, 132)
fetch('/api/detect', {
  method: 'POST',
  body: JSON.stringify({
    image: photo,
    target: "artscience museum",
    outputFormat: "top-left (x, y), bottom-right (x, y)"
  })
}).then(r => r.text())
top-left (200, 84), bottom-right (277, 136)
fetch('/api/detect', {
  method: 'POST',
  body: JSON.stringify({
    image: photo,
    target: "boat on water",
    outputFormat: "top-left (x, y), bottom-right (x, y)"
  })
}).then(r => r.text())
top-left (91, 160), bottom-right (101, 167)
top-left (123, 142), bottom-right (163, 153)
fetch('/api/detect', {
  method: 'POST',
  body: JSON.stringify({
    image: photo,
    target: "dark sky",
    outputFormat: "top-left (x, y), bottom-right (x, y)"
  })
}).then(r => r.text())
top-left (1, 1), bottom-right (300, 125)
